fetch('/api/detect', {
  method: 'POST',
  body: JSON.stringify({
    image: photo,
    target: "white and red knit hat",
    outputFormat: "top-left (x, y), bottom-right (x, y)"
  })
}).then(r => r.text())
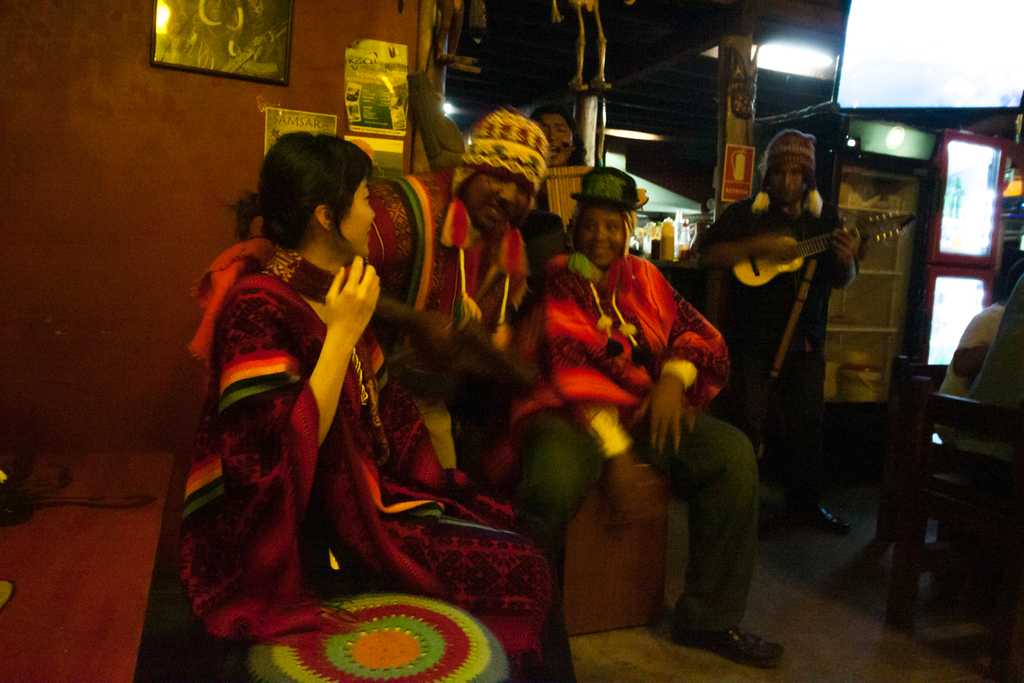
top-left (453, 108), bottom-right (549, 196)
top-left (751, 129), bottom-right (823, 217)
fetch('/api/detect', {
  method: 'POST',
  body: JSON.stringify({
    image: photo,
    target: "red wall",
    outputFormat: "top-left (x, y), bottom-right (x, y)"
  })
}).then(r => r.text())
top-left (0, 1), bottom-right (419, 551)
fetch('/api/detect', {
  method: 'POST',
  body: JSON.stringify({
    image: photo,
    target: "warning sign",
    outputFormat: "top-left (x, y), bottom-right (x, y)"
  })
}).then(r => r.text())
top-left (721, 143), bottom-right (755, 202)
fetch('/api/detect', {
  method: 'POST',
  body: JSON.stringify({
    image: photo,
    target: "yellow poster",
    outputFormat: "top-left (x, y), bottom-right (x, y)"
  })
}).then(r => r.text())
top-left (345, 135), bottom-right (405, 178)
top-left (344, 39), bottom-right (408, 138)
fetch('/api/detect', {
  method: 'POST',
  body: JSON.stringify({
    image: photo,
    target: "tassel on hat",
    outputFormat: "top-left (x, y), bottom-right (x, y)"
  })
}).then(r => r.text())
top-left (441, 199), bottom-right (483, 327)
top-left (751, 191), bottom-right (771, 214)
top-left (492, 229), bottom-right (529, 349)
top-left (749, 188), bottom-right (822, 218)
top-left (805, 188), bottom-right (823, 218)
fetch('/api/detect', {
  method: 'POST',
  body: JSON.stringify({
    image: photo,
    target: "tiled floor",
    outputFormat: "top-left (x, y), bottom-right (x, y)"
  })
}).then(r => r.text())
top-left (569, 484), bottom-right (995, 682)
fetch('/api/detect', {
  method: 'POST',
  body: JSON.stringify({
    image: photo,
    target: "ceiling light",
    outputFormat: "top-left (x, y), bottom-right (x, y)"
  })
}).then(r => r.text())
top-left (885, 126), bottom-right (907, 150)
top-left (702, 42), bottom-right (836, 80)
top-left (605, 128), bottom-right (665, 141)
top-left (757, 43), bottom-right (834, 77)
top-left (442, 102), bottom-right (456, 115)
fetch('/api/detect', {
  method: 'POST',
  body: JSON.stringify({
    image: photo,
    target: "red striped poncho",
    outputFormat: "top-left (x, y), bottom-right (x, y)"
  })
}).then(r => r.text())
top-left (514, 253), bottom-right (730, 443)
top-left (179, 270), bottom-right (553, 674)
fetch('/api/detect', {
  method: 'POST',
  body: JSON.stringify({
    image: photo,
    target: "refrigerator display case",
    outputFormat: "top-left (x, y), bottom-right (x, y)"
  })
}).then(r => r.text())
top-left (927, 130), bottom-right (1006, 267)
top-left (826, 163), bottom-right (921, 400)
top-left (919, 130), bottom-right (1010, 364)
top-left (922, 266), bottom-right (996, 365)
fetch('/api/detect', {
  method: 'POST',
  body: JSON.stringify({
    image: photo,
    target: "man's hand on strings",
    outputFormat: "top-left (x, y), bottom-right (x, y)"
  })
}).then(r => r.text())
top-left (831, 228), bottom-right (860, 268)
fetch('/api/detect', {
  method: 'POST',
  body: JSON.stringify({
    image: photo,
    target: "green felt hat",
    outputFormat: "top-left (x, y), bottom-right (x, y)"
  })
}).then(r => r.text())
top-left (572, 166), bottom-right (641, 210)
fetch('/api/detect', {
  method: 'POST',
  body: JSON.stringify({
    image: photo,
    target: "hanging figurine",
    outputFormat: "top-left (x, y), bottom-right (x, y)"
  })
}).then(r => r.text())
top-left (551, 0), bottom-right (636, 92)
top-left (434, 0), bottom-right (480, 72)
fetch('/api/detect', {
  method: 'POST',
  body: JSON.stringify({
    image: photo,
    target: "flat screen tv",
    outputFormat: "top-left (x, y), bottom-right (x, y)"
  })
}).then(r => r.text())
top-left (835, 0), bottom-right (1024, 110)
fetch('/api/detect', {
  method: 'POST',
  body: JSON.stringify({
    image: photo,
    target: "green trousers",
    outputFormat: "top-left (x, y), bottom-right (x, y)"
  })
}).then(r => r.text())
top-left (517, 410), bottom-right (758, 631)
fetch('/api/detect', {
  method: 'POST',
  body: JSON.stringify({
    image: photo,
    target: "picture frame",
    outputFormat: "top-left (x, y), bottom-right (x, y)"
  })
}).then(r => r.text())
top-left (150, 0), bottom-right (294, 85)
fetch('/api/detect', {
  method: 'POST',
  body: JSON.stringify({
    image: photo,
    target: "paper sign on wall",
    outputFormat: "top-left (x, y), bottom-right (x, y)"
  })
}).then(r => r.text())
top-left (264, 107), bottom-right (338, 155)
top-left (721, 143), bottom-right (756, 202)
top-left (344, 39), bottom-right (408, 138)
top-left (345, 135), bottom-right (405, 178)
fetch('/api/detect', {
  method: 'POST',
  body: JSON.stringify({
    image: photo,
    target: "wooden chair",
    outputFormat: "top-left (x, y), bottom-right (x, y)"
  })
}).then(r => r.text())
top-left (876, 355), bottom-right (947, 542)
top-left (885, 374), bottom-right (1024, 682)
top-left (562, 464), bottom-right (670, 635)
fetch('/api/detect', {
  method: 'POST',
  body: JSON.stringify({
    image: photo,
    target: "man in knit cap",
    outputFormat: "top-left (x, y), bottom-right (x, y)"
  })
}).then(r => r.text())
top-left (699, 129), bottom-right (860, 534)
top-left (368, 108), bottom-right (549, 469)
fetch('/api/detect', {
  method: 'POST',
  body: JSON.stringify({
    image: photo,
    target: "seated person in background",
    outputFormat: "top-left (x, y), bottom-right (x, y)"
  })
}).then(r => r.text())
top-left (970, 264), bottom-right (1024, 409)
top-left (367, 109), bottom-right (548, 469)
top-left (502, 166), bottom-right (783, 669)
top-left (940, 259), bottom-right (1024, 396)
top-left (180, 133), bottom-right (572, 680)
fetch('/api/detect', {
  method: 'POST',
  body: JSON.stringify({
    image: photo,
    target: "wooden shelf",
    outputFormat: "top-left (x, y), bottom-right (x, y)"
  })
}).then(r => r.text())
top-left (839, 204), bottom-right (910, 214)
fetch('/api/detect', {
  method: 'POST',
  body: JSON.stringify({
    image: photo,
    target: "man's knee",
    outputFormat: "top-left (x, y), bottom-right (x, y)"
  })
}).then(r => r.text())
top-left (517, 412), bottom-right (603, 520)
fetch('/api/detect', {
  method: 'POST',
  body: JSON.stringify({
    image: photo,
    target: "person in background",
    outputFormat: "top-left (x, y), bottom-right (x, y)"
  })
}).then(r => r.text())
top-left (180, 133), bottom-right (572, 680)
top-left (939, 258), bottom-right (1024, 396)
top-left (698, 129), bottom-right (860, 535)
top-left (367, 108), bottom-right (548, 470)
top-left (531, 103), bottom-right (585, 169)
top-left (522, 104), bottom-right (586, 297)
top-left (504, 166), bottom-right (783, 669)
top-left (969, 261), bottom-right (1024, 408)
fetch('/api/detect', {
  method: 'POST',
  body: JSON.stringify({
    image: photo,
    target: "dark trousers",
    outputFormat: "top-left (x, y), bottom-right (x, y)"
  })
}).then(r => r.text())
top-left (516, 410), bottom-right (759, 631)
top-left (727, 349), bottom-right (826, 505)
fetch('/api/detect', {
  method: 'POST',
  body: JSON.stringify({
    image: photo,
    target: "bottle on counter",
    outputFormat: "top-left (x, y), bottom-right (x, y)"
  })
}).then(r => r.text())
top-left (660, 219), bottom-right (676, 261)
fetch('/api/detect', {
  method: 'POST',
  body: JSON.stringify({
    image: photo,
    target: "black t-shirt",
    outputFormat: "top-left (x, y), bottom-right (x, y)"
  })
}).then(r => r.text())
top-left (700, 197), bottom-right (847, 360)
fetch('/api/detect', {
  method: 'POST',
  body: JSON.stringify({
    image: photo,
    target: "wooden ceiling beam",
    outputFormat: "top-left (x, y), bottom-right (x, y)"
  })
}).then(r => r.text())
top-left (760, 0), bottom-right (843, 33)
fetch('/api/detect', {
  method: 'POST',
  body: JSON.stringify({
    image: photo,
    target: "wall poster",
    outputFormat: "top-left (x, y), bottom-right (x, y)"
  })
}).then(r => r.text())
top-left (344, 40), bottom-right (409, 138)
top-left (264, 107), bottom-right (338, 154)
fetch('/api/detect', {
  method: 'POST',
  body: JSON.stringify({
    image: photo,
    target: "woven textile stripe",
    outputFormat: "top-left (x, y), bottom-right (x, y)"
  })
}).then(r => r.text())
top-left (183, 458), bottom-right (224, 519)
top-left (218, 352), bottom-right (301, 413)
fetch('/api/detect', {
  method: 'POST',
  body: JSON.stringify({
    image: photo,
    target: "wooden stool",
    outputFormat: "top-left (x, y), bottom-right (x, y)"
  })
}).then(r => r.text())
top-left (562, 464), bottom-right (670, 635)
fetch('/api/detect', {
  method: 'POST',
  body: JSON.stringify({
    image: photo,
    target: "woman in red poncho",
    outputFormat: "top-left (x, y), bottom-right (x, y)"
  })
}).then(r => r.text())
top-left (509, 166), bottom-right (783, 669)
top-left (179, 133), bottom-right (572, 680)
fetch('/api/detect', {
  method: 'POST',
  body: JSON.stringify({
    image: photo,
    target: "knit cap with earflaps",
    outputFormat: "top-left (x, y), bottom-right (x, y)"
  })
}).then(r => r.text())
top-left (447, 109), bottom-right (547, 335)
top-left (751, 129), bottom-right (823, 218)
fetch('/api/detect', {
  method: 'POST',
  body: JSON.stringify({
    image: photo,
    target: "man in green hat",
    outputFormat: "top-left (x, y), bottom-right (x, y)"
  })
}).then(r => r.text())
top-left (500, 166), bottom-right (783, 669)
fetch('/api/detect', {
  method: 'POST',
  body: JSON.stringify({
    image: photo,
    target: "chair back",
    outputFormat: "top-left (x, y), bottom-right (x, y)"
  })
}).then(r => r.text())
top-left (878, 356), bottom-right (948, 540)
top-left (544, 165), bottom-right (590, 227)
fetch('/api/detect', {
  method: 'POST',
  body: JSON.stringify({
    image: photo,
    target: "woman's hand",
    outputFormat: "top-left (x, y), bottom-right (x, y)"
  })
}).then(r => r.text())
top-left (644, 373), bottom-right (695, 454)
top-left (323, 256), bottom-right (380, 348)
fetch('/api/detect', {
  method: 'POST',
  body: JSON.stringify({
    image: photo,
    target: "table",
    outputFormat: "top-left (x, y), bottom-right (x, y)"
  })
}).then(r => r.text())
top-left (0, 451), bottom-right (173, 682)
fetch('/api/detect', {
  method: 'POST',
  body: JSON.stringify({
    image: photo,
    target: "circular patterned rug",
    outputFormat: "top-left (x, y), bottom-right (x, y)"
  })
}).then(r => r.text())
top-left (247, 593), bottom-right (509, 682)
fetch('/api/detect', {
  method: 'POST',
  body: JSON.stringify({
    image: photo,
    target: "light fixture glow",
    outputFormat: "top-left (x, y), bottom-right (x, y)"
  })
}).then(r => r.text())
top-left (885, 126), bottom-right (907, 150)
top-left (846, 138), bottom-right (858, 148)
top-left (155, 0), bottom-right (171, 35)
top-left (605, 128), bottom-right (665, 141)
top-left (702, 42), bottom-right (835, 80)
top-left (442, 101), bottom-right (456, 115)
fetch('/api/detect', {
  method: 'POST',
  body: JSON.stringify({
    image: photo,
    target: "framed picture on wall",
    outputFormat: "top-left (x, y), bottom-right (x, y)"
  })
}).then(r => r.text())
top-left (150, 0), bottom-right (294, 85)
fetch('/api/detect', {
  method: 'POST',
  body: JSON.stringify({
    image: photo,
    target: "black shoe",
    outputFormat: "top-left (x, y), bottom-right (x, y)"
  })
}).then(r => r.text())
top-left (790, 501), bottom-right (851, 535)
top-left (672, 626), bottom-right (784, 668)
